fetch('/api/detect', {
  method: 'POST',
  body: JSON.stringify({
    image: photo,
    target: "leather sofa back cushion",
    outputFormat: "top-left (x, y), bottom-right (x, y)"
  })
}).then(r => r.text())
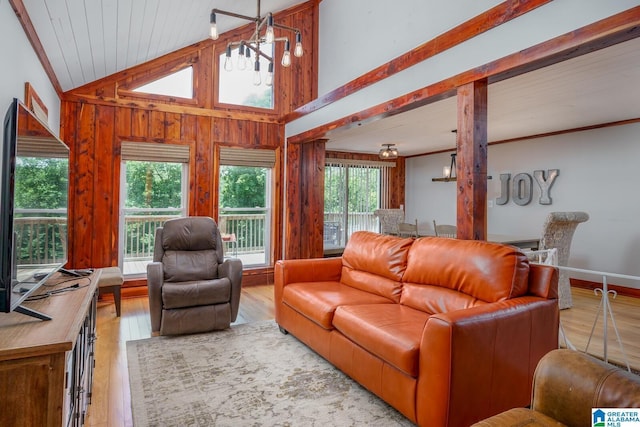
top-left (400, 282), bottom-right (486, 314)
top-left (342, 231), bottom-right (413, 280)
top-left (341, 231), bottom-right (413, 301)
top-left (162, 249), bottom-right (218, 282)
top-left (403, 237), bottom-right (529, 304)
top-left (341, 268), bottom-right (403, 302)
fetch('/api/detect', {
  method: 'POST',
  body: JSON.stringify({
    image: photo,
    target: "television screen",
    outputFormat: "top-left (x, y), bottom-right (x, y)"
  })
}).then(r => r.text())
top-left (0, 99), bottom-right (69, 320)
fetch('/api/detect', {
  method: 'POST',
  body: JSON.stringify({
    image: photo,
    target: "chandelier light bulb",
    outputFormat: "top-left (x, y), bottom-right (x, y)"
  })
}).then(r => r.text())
top-left (265, 62), bottom-right (274, 86)
top-left (294, 33), bottom-right (303, 57)
top-left (281, 40), bottom-right (291, 67)
top-left (245, 48), bottom-right (252, 70)
top-left (209, 12), bottom-right (218, 40)
top-left (224, 46), bottom-right (233, 72)
top-left (265, 14), bottom-right (275, 43)
top-left (237, 44), bottom-right (246, 70)
top-left (253, 60), bottom-right (262, 86)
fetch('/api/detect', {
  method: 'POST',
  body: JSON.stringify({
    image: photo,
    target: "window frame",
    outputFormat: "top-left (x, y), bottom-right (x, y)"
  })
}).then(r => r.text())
top-left (118, 144), bottom-right (190, 278)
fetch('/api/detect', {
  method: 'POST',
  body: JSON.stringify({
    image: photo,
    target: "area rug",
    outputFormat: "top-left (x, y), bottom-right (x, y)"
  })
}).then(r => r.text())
top-left (127, 320), bottom-right (414, 426)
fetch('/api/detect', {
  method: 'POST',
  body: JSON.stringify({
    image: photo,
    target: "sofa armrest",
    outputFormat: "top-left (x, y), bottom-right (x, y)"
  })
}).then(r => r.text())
top-left (416, 297), bottom-right (559, 427)
top-left (274, 257), bottom-right (343, 318)
top-left (532, 349), bottom-right (640, 426)
top-left (274, 257), bottom-right (343, 291)
top-left (219, 258), bottom-right (243, 322)
top-left (147, 261), bottom-right (164, 333)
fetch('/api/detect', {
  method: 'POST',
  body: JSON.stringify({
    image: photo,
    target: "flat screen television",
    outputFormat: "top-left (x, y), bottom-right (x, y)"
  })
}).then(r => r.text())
top-left (0, 98), bottom-right (70, 320)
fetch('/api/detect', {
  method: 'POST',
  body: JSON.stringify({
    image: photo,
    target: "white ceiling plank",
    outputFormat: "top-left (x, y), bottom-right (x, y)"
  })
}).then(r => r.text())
top-left (115, 0), bottom-right (132, 71)
top-left (147, 0), bottom-right (188, 62)
top-left (64, 0), bottom-right (96, 84)
top-left (162, 0), bottom-right (194, 53)
top-left (136, 0), bottom-right (160, 63)
top-left (176, 1), bottom-right (209, 52)
top-left (44, 0), bottom-right (85, 89)
top-left (23, 0), bottom-right (75, 90)
top-left (125, 0), bottom-right (147, 69)
top-left (100, 0), bottom-right (119, 77)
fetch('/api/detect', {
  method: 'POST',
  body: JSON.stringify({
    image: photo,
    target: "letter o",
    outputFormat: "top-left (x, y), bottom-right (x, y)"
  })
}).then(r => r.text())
top-left (512, 173), bottom-right (533, 206)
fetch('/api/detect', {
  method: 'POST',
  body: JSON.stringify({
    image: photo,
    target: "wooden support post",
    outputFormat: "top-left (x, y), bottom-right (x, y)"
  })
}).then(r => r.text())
top-left (284, 139), bottom-right (327, 259)
top-left (456, 80), bottom-right (488, 241)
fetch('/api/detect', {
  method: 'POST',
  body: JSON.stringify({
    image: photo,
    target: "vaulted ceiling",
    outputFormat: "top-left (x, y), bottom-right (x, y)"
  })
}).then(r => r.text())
top-left (20, 0), bottom-right (304, 91)
top-left (13, 1), bottom-right (640, 156)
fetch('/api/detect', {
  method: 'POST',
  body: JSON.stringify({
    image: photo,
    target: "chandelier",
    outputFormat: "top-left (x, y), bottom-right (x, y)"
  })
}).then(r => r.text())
top-left (209, 0), bottom-right (304, 86)
top-left (379, 144), bottom-right (398, 160)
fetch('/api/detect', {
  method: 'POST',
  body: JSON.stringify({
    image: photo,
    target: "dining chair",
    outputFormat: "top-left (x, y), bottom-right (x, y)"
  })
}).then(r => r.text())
top-left (433, 220), bottom-right (457, 238)
top-left (373, 209), bottom-right (405, 235)
top-left (398, 219), bottom-right (418, 238)
top-left (538, 211), bottom-right (589, 309)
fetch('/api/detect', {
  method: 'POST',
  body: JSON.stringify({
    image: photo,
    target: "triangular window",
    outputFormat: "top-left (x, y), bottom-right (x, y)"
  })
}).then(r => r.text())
top-left (132, 67), bottom-right (193, 99)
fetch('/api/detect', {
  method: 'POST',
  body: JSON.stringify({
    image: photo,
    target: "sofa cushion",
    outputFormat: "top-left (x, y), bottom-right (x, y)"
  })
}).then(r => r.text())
top-left (332, 304), bottom-right (429, 377)
top-left (400, 282), bottom-right (487, 314)
top-left (162, 278), bottom-right (230, 309)
top-left (283, 281), bottom-right (393, 329)
top-left (341, 231), bottom-right (413, 302)
top-left (403, 237), bottom-right (529, 304)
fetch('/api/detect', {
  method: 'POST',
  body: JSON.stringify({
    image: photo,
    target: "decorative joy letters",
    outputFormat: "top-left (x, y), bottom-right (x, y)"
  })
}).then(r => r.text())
top-left (496, 169), bottom-right (559, 206)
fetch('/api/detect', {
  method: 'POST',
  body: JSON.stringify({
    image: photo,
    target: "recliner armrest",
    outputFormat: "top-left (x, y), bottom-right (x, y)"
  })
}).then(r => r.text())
top-left (219, 258), bottom-right (243, 322)
top-left (147, 262), bottom-right (164, 332)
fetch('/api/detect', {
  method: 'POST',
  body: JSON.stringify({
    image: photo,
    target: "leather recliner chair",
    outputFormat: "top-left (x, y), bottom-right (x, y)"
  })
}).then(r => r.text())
top-left (147, 216), bottom-right (242, 335)
top-left (473, 349), bottom-right (640, 426)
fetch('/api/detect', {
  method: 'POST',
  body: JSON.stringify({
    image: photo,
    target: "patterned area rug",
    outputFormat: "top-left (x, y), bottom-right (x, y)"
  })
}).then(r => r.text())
top-left (127, 321), bottom-right (414, 426)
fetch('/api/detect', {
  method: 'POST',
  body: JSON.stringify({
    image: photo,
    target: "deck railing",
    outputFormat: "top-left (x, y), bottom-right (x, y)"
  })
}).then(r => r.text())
top-left (123, 214), bottom-right (180, 263)
top-left (16, 210), bottom-right (375, 266)
top-left (14, 212), bottom-right (67, 265)
top-left (323, 212), bottom-right (378, 248)
top-left (122, 210), bottom-right (268, 263)
top-left (218, 208), bottom-right (268, 254)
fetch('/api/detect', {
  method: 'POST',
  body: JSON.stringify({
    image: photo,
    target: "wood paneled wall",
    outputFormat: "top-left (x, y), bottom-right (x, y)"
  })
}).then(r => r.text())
top-left (283, 147), bottom-right (406, 259)
top-left (59, 2), bottom-right (317, 278)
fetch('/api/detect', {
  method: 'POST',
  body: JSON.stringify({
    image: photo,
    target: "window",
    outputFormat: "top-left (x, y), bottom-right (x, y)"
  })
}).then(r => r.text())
top-left (118, 142), bottom-right (189, 277)
top-left (218, 45), bottom-right (274, 109)
top-left (132, 67), bottom-right (194, 99)
top-left (324, 159), bottom-right (395, 251)
top-left (219, 148), bottom-right (275, 266)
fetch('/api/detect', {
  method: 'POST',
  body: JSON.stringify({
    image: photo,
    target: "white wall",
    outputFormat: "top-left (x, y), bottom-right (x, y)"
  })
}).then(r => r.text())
top-left (287, 0), bottom-right (638, 138)
top-left (0, 0), bottom-right (60, 134)
top-left (406, 123), bottom-right (640, 285)
top-left (317, 0), bottom-right (502, 94)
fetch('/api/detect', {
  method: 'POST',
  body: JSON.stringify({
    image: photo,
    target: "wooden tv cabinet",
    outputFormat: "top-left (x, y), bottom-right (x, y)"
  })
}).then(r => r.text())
top-left (0, 270), bottom-right (100, 427)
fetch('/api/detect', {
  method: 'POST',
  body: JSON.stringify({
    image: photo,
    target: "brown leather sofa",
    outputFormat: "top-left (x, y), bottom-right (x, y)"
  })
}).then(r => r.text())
top-left (473, 349), bottom-right (640, 426)
top-left (147, 216), bottom-right (242, 335)
top-left (275, 231), bottom-right (559, 427)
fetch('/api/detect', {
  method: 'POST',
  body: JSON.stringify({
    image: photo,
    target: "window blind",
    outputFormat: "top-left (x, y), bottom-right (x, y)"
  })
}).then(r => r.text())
top-left (121, 141), bottom-right (190, 163)
top-left (324, 159), bottom-right (395, 249)
top-left (219, 147), bottom-right (276, 168)
top-left (17, 136), bottom-right (69, 158)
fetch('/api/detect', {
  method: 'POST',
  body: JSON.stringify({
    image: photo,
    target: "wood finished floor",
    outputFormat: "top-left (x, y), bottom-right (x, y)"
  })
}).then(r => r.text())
top-left (85, 286), bottom-right (640, 427)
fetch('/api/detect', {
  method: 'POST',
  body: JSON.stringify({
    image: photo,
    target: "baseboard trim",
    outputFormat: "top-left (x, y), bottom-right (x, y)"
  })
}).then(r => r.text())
top-left (571, 278), bottom-right (640, 298)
